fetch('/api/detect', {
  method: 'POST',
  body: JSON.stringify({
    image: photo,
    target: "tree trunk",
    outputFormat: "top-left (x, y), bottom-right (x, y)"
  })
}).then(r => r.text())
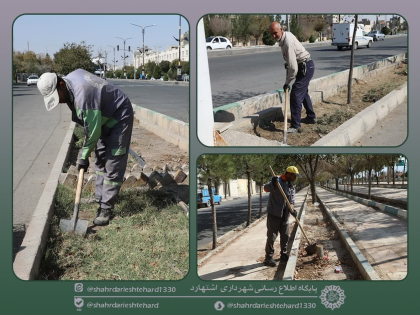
top-left (351, 173), bottom-right (354, 193)
top-left (259, 177), bottom-right (263, 217)
top-left (392, 166), bottom-right (395, 185)
top-left (311, 179), bottom-right (316, 203)
top-left (402, 159), bottom-right (406, 185)
top-left (207, 180), bottom-right (217, 249)
top-left (368, 169), bottom-right (372, 199)
top-left (335, 178), bottom-right (339, 190)
top-left (347, 15), bottom-right (358, 104)
top-left (247, 171), bottom-right (252, 226)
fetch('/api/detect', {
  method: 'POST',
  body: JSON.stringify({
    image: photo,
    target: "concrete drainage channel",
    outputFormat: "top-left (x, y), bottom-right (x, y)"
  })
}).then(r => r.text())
top-left (14, 122), bottom-right (189, 280)
top-left (214, 53), bottom-right (407, 146)
top-left (283, 191), bottom-right (369, 280)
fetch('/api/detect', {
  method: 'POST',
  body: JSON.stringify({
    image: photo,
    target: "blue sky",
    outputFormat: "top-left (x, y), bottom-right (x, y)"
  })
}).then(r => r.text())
top-left (13, 14), bottom-right (189, 63)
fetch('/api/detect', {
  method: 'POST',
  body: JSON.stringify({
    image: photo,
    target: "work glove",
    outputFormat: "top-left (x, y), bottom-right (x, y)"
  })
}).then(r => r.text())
top-left (291, 209), bottom-right (298, 218)
top-left (271, 176), bottom-right (278, 187)
top-left (77, 158), bottom-right (89, 172)
top-left (283, 84), bottom-right (290, 92)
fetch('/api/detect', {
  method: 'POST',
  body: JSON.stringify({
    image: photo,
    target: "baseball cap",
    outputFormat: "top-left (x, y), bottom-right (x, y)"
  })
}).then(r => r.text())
top-left (37, 73), bottom-right (60, 111)
top-left (286, 166), bottom-right (302, 177)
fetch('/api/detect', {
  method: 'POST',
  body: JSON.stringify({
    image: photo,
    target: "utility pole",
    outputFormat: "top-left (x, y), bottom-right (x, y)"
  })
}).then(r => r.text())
top-left (177, 15), bottom-right (182, 81)
top-left (107, 45), bottom-right (117, 76)
top-left (116, 37), bottom-right (133, 79)
top-left (130, 23), bottom-right (157, 80)
top-left (154, 45), bottom-right (162, 63)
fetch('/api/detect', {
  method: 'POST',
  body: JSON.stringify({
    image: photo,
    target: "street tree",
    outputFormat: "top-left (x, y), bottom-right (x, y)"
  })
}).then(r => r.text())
top-left (209, 16), bottom-right (232, 37)
top-left (342, 154), bottom-right (364, 193)
top-left (384, 155), bottom-right (399, 185)
top-left (159, 60), bottom-right (170, 74)
top-left (197, 155), bottom-right (223, 249)
top-left (249, 15), bottom-right (271, 45)
top-left (324, 155), bottom-right (346, 190)
top-left (53, 41), bottom-right (95, 75)
top-left (252, 155), bottom-right (276, 217)
top-left (152, 65), bottom-right (162, 79)
top-left (145, 61), bottom-right (157, 77)
top-left (295, 154), bottom-right (330, 202)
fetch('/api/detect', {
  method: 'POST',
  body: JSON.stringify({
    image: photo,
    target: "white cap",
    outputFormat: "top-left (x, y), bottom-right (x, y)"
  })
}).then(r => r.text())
top-left (37, 73), bottom-right (60, 111)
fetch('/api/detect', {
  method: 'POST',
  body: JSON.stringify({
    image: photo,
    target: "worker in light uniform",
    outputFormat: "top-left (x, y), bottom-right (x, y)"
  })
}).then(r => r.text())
top-left (37, 69), bottom-right (134, 226)
top-left (269, 22), bottom-right (317, 134)
top-left (263, 166), bottom-right (301, 267)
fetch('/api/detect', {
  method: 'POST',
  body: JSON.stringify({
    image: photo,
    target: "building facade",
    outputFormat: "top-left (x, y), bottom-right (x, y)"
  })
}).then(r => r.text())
top-left (132, 31), bottom-right (189, 68)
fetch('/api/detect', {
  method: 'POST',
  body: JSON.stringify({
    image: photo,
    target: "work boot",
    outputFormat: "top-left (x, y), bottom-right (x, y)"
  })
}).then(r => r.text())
top-left (280, 254), bottom-right (289, 261)
top-left (287, 127), bottom-right (301, 134)
top-left (93, 208), bottom-right (113, 226)
top-left (300, 116), bottom-right (317, 124)
top-left (263, 258), bottom-right (277, 267)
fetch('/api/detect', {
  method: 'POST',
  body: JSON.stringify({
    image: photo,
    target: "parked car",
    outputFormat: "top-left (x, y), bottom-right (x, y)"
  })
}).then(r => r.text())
top-left (331, 23), bottom-right (373, 50)
top-left (150, 77), bottom-right (156, 80)
top-left (367, 30), bottom-right (385, 41)
top-left (197, 188), bottom-right (222, 207)
top-left (160, 76), bottom-right (164, 81)
top-left (27, 75), bottom-right (39, 86)
top-left (181, 74), bottom-right (189, 82)
top-left (206, 36), bottom-right (232, 50)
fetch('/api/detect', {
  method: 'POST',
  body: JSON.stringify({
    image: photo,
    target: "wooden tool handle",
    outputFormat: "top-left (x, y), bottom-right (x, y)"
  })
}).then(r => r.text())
top-left (283, 89), bottom-right (289, 144)
top-left (268, 166), bottom-right (312, 244)
top-left (74, 168), bottom-right (85, 204)
top-left (72, 168), bottom-right (85, 231)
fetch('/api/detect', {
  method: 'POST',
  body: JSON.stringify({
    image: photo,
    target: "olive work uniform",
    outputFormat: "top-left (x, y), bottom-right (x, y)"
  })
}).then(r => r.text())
top-left (279, 31), bottom-right (316, 129)
top-left (263, 175), bottom-right (296, 260)
top-left (63, 69), bottom-right (134, 211)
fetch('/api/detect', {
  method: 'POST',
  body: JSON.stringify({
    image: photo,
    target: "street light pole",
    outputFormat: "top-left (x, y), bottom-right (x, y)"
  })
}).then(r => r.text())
top-left (107, 45), bottom-right (117, 75)
top-left (116, 37), bottom-right (134, 79)
top-left (177, 15), bottom-right (182, 81)
top-left (130, 23), bottom-right (157, 80)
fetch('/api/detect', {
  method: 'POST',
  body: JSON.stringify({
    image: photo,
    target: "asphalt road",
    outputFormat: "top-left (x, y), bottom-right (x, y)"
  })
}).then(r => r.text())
top-left (209, 36), bottom-right (408, 107)
top-left (108, 80), bottom-right (189, 122)
top-left (197, 193), bottom-right (270, 248)
top-left (13, 83), bottom-right (72, 231)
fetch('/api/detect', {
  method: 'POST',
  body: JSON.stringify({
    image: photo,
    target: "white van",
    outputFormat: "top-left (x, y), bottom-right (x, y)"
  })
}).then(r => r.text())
top-left (332, 23), bottom-right (373, 50)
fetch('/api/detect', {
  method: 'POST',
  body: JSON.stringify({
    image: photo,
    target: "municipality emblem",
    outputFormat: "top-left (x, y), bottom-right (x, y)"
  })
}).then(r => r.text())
top-left (320, 285), bottom-right (345, 310)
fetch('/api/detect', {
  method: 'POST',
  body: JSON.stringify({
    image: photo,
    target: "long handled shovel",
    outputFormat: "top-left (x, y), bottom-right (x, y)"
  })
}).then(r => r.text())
top-left (283, 89), bottom-right (289, 145)
top-left (59, 168), bottom-right (89, 236)
top-left (269, 166), bottom-right (317, 255)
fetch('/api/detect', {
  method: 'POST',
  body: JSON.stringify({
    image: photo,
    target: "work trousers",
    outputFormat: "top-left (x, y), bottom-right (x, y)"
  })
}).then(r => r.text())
top-left (290, 60), bottom-right (316, 128)
top-left (265, 213), bottom-right (290, 259)
top-left (94, 109), bottom-right (134, 210)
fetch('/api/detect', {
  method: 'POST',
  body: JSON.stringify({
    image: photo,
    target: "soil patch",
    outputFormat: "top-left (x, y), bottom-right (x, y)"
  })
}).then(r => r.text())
top-left (295, 197), bottom-right (362, 280)
top-left (243, 64), bottom-right (407, 146)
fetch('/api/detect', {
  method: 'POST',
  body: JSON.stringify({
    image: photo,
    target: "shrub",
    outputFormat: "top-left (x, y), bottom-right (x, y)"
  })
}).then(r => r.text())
top-left (309, 34), bottom-right (317, 43)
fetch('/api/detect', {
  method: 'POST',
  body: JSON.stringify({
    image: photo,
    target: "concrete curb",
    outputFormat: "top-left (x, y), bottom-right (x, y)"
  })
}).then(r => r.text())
top-left (322, 187), bottom-right (407, 220)
top-left (283, 189), bottom-right (309, 281)
top-left (132, 104), bottom-right (189, 151)
top-left (351, 184), bottom-right (407, 189)
top-left (198, 214), bottom-right (267, 266)
top-left (13, 122), bottom-right (76, 280)
top-left (207, 41), bottom-right (332, 58)
top-left (313, 82), bottom-right (407, 146)
top-left (108, 79), bottom-right (189, 86)
top-left (316, 189), bottom-right (382, 280)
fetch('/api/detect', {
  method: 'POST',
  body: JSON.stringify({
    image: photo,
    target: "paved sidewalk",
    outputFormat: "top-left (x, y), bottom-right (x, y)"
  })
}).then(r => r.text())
top-left (336, 185), bottom-right (407, 202)
top-left (356, 101), bottom-right (407, 146)
top-left (317, 188), bottom-right (407, 280)
top-left (198, 189), bottom-right (308, 280)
